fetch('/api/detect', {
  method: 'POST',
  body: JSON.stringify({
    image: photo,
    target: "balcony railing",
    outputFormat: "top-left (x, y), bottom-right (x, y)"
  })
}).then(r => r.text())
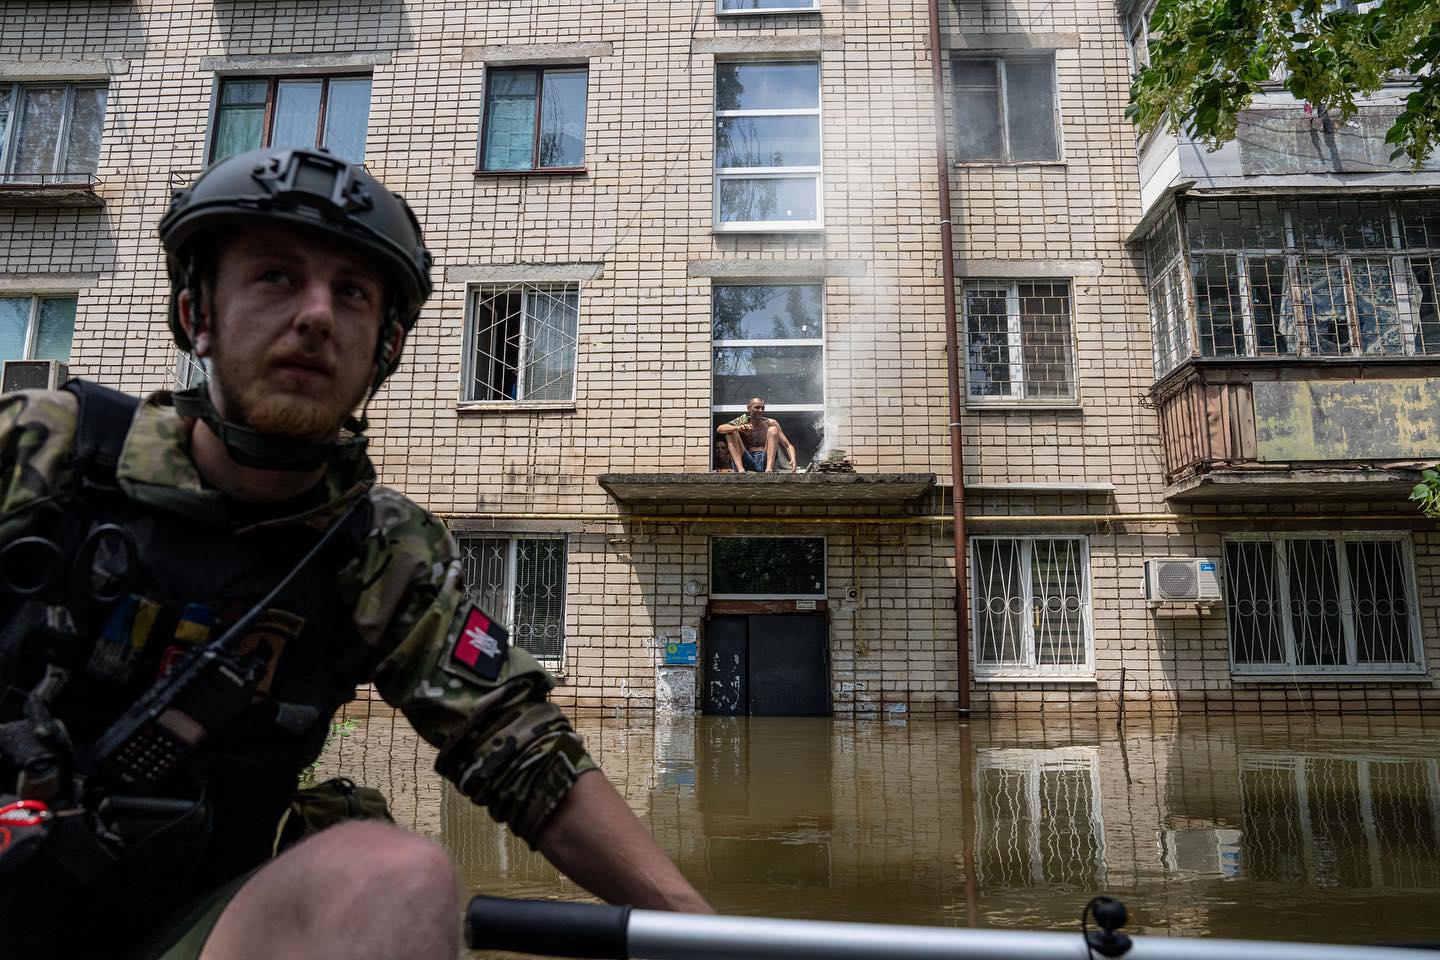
top-left (1151, 357), bottom-right (1440, 488)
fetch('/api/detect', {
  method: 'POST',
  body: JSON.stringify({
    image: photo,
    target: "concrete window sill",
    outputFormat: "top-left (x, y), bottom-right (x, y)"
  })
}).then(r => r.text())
top-left (967, 402), bottom-right (1083, 412)
top-left (975, 675), bottom-right (1097, 685)
top-left (1231, 674), bottom-right (1432, 685)
top-left (457, 401), bottom-right (577, 414)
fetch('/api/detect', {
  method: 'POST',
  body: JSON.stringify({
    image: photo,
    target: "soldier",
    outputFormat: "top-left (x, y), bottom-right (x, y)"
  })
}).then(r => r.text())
top-left (0, 147), bottom-right (709, 959)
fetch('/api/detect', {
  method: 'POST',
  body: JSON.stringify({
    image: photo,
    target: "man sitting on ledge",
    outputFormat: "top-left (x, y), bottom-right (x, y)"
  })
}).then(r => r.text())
top-left (717, 396), bottom-right (797, 473)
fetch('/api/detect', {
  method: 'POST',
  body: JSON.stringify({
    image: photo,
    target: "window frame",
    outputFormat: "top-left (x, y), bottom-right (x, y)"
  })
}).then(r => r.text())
top-left (716, 0), bottom-right (821, 15)
top-left (709, 534), bottom-right (828, 600)
top-left (0, 81), bottom-right (108, 183)
top-left (476, 64), bottom-right (590, 174)
top-left (711, 282), bottom-right (827, 469)
top-left (969, 535), bottom-right (1095, 679)
top-left (1223, 532), bottom-right (1427, 677)
top-left (961, 279), bottom-right (1079, 404)
top-left (460, 280), bottom-right (582, 406)
top-left (713, 59), bottom-right (825, 233)
top-left (950, 53), bottom-right (1064, 165)
top-left (455, 534), bottom-right (569, 670)
top-left (0, 292), bottom-right (77, 364)
top-left (206, 73), bottom-right (372, 166)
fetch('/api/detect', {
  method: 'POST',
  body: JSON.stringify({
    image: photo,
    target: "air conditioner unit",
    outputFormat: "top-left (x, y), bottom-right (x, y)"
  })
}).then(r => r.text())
top-left (1, 359), bottom-right (68, 393)
top-left (1144, 557), bottom-right (1221, 603)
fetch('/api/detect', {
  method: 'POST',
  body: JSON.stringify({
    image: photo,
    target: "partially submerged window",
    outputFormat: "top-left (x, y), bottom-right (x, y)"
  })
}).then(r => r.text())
top-left (952, 54), bottom-right (1060, 163)
top-left (714, 61), bottom-right (822, 230)
top-left (711, 283), bottom-right (824, 468)
top-left (0, 82), bottom-right (107, 183)
top-left (1143, 197), bottom-right (1440, 377)
top-left (963, 280), bottom-right (1075, 401)
top-left (1225, 535), bottom-right (1424, 675)
top-left (211, 75), bottom-right (371, 164)
top-left (971, 537), bottom-right (1092, 676)
top-left (0, 295), bottom-right (75, 363)
top-left (457, 536), bottom-right (567, 668)
top-left (711, 536), bottom-right (826, 598)
top-left (464, 282), bottom-right (579, 403)
top-left (480, 66), bottom-right (589, 172)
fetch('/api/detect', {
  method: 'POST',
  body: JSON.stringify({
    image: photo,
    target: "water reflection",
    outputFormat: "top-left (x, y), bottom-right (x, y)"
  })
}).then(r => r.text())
top-left (315, 706), bottom-right (1440, 946)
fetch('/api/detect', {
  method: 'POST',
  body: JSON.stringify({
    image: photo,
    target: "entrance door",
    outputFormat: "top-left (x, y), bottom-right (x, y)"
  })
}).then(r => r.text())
top-left (702, 614), bottom-right (829, 716)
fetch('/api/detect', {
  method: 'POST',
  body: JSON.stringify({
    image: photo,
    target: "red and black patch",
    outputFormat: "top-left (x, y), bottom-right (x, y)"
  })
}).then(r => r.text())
top-left (449, 605), bottom-right (509, 682)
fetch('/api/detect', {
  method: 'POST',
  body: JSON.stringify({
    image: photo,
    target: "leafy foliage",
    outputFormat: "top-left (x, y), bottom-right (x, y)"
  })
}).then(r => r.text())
top-left (1128, 0), bottom-right (1440, 167)
top-left (1411, 468), bottom-right (1440, 518)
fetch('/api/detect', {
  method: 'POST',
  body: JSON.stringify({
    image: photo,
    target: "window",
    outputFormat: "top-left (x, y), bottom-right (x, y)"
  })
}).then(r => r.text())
top-left (463, 282), bottom-right (579, 403)
top-left (719, 0), bottom-right (820, 12)
top-left (210, 75), bottom-right (371, 165)
top-left (1125, 2), bottom-right (1154, 76)
top-left (711, 537), bottom-right (826, 599)
top-left (479, 66), bottom-right (588, 172)
top-left (1144, 197), bottom-right (1440, 377)
top-left (952, 55), bottom-right (1060, 163)
top-left (963, 281), bottom-right (1075, 401)
top-left (1224, 535), bottom-right (1424, 675)
top-left (0, 295), bottom-right (75, 364)
top-left (457, 536), bottom-right (567, 666)
top-left (712, 284), bottom-right (825, 468)
top-left (0, 82), bottom-right (106, 184)
top-left (975, 748), bottom-right (1105, 888)
top-left (715, 61), bottom-right (822, 230)
top-left (971, 537), bottom-right (1091, 676)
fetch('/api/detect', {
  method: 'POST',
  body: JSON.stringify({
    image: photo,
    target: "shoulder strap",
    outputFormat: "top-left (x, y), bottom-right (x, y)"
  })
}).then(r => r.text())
top-left (61, 379), bottom-right (141, 489)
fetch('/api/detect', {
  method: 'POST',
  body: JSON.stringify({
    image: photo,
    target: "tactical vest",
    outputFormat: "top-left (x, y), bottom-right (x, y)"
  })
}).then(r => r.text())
top-left (0, 381), bottom-right (377, 953)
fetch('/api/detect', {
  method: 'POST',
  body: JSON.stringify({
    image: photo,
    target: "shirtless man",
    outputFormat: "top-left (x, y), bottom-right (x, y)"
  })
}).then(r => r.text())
top-left (716, 396), bottom-right (798, 473)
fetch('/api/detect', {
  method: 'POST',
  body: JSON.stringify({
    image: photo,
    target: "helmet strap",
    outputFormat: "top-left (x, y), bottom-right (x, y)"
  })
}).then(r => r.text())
top-left (173, 386), bottom-right (367, 472)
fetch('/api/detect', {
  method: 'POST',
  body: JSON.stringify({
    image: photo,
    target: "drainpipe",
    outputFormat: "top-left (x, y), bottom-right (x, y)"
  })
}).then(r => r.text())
top-left (927, 0), bottom-right (971, 715)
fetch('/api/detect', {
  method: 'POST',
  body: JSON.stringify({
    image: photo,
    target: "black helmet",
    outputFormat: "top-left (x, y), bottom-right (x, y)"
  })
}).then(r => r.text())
top-left (159, 146), bottom-right (433, 383)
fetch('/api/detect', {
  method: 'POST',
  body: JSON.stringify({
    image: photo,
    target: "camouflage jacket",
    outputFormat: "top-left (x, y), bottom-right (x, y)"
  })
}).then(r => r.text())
top-left (0, 386), bottom-right (595, 847)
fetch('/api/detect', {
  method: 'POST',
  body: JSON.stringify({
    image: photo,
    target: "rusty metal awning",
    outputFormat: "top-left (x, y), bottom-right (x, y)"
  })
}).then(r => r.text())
top-left (598, 472), bottom-right (937, 507)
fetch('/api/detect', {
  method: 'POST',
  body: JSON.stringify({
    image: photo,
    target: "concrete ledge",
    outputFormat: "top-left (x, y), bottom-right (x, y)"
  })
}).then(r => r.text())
top-left (1165, 467), bottom-right (1421, 503)
top-left (463, 41), bottom-right (614, 65)
top-left (599, 471), bottom-right (936, 506)
top-left (687, 258), bottom-right (867, 279)
top-left (957, 259), bottom-right (1103, 278)
top-left (947, 32), bottom-right (1081, 50)
top-left (0, 58), bottom-right (126, 79)
top-left (695, 36), bottom-right (844, 55)
top-left (0, 272), bottom-right (102, 292)
top-left (200, 52), bottom-right (391, 73)
top-left (446, 262), bottom-right (604, 284)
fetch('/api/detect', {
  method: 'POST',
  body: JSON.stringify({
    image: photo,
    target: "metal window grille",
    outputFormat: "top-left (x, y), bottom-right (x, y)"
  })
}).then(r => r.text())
top-left (975, 748), bottom-right (1106, 889)
top-left (971, 537), bottom-right (1091, 675)
top-left (464, 283), bottom-right (579, 403)
top-left (457, 536), bottom-right (567, 665)
top-left (963, 281), bottom-right (1075, 400)
top-left (1224, 535), bottom-right (1423, 674)
top-left (0, 81), bottom-right (107, 183)
top-left (1145, 196), bottom-right (1440, 374)
top-left (1240, 753), bottom-right (1440, 889)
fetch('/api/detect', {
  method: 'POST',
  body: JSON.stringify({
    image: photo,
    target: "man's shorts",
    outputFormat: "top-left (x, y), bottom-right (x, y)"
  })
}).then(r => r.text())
top-left (741, 448), bottom-right (768, 472)
top-left (129, 868), bottom-right (256, 960)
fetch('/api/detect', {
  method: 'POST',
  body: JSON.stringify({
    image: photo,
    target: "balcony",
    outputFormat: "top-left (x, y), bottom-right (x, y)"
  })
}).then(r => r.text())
top-left (599, 472), bottom-right (936, 508)
top-left (0, 172), bottom-right (103, 208)
top-left (1152, 357), bottom-right (1439, 502)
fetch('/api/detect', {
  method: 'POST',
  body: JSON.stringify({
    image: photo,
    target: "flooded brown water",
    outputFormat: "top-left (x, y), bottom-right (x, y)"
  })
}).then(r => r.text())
top-left (318, 705), bottom-right (1440, 948)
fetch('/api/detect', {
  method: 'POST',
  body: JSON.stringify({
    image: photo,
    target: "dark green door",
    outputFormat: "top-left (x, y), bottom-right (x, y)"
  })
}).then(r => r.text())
top-left (702, 614), bottom-right (829, 716)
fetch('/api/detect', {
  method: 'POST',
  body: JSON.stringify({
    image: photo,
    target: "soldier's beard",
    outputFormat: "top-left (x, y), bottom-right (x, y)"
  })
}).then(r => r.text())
top-left (206, 344), bottom-right (366, 443)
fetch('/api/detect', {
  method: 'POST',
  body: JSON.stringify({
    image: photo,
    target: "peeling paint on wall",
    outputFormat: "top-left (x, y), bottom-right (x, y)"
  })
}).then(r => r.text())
top-left (1254, 379), bottom-right (1440, 462)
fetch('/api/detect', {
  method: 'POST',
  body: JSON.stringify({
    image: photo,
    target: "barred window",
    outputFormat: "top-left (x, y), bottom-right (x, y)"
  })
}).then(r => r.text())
top-left (963, 281), bottom-right (1075, 401)
top-left (971, 537), bottom-right (1091, 675)
top-left (1143, 196), bottom-right (1440, 377)
top-left (457, 536), bottom-right (567, 667)
top-left (1224, 535), bottom-right (1423, 675)
top-left (464, 282), bottom-right (579, 403)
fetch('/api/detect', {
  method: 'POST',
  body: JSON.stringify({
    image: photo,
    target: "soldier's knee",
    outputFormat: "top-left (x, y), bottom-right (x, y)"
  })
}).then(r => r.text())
top-left (303, 821), bottom-right (457, 901)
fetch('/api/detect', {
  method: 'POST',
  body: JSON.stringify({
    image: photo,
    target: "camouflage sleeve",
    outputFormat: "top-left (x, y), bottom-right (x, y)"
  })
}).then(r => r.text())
top-left (0, 389), bottom-right (78, 524)
top-left (365, 499), bottom-right (597, 847)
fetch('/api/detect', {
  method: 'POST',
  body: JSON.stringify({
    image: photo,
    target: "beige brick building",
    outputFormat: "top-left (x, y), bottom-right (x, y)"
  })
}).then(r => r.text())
top-left (3, 0), bottom-right (1438, 718)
